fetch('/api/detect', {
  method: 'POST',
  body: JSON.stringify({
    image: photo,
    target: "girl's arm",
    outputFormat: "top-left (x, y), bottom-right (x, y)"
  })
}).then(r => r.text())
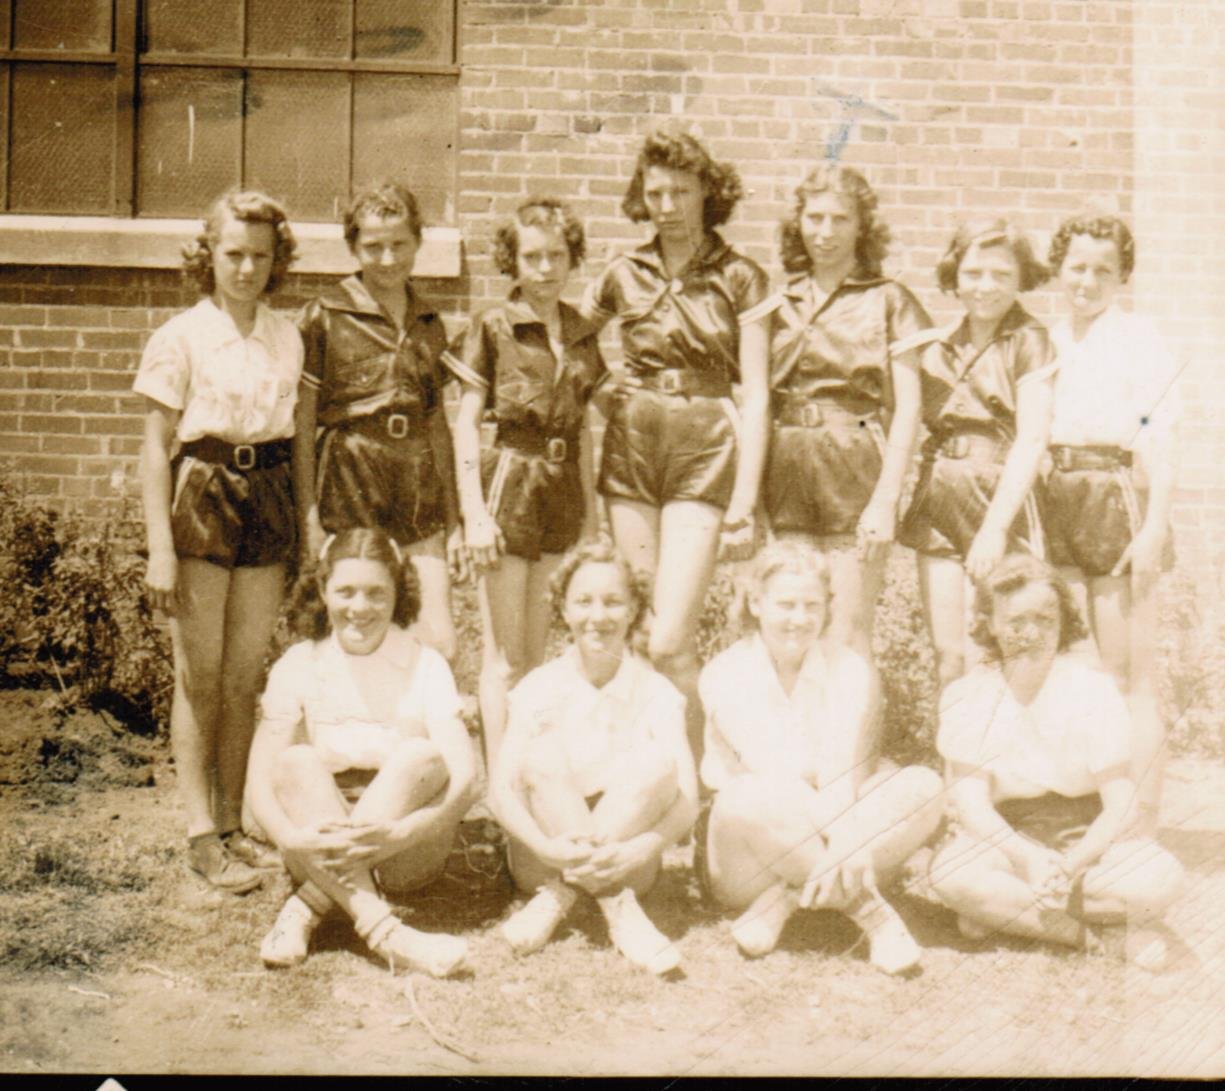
top-left (859, 352), bottom-right (922, 552)
top-left (453, 382), bottom-right (504, 570)
top-left (578, 402), bottom-right (602, 541)
top-left (139, 400), bottom-right (181, 615)
top-left (965, 373), bottom-right (1054, 581)
top-left (810, 650), bottom-right (880, 838)
top-left (722, 317), bottom-right (770, 552)
top-left (1061, 773), bottom-right (1138, 878)
top-left (292, 383), bottom-right (323, 564)
top-left (1117, 425), bottom-right (1177, 581)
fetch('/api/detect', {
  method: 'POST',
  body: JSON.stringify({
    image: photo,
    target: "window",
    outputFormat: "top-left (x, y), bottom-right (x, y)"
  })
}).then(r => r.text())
top-left (0, 0), bottom-right (460, 223)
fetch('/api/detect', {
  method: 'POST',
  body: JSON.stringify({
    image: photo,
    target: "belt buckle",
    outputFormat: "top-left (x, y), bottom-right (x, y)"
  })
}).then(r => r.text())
top-left (657, 370), bottom-right (684, 396)
top-left (386, 413), bottom-right (410, 440)
top-left (233, 444), bottom-right (257, 471)
top-left (546, 436), bottom-right (568, 463)
top-left (943, 435), bottom-right (970, 460)
top-left (800, 402), bottom-right (823, 428)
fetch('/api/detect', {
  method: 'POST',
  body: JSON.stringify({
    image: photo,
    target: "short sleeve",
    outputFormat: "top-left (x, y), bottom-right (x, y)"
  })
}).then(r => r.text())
top-left (935, 673), bottom-right (994, 770)
top-left (1079, 671), bottom-right (1133, 779)
top-left (441, 311), bottom-right (494, 389)
top-left (579, 262), bottom-right (621, 328)
top-left (132, 319), bottom-right (191, 410)
top-left (739, 290), bottom-right (783, 328)
top-left (886, 282), bottom-right (933, 359)
top-left (729, 254), bottom-right (770, 317)
top-left (417, 647), bottom-right (463, 734)
top-left (1013, 322), bottom-right (1058, 386)
top-left (296, 299), bottom-right (328, 390)
top-left (259, 643), bottom-right (311, 731)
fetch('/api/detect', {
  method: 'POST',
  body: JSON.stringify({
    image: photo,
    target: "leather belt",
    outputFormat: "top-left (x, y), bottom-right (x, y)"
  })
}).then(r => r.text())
top-left (624, 367), bottom-right (732, 398)
top-left (179, 436), bottom-right (291, 471)
top-left (496, 424), bottom-right (577, 464)
top-left (1050, 444), bottom-right (1132, 471)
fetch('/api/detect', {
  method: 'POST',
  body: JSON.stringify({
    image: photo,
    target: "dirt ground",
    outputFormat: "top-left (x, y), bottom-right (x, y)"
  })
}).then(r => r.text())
top-left (2, 689), bottom-right (1225, 1078)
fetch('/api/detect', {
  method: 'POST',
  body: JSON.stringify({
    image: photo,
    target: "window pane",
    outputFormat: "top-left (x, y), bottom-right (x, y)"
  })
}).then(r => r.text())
top-left (355, 1), bottom-right (453, 63)
top-left (142, 0), bottom-right (242, 55)
top-left (14, 0), bottom-right (112, 52)
top-left (9, 63), bottom-right (115, 213)
top-left (352, 74), bottom-right (455, 223)
top-left (247, 1), bottom-right (350, 59)
top-left (137, 68), bottom-right (242, 217)
top-left (245, 71), bottom-right (349, 220)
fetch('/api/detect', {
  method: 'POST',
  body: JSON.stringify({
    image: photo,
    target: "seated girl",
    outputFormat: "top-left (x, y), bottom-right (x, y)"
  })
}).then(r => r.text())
top-left (927, 554), bottom-right (1184, 966)
top-left (491, 539), bottom-right (699, 975)
top-left (698, 541), bottom-right (944, 975)
top-left (246, 528), bottom-right (476, 975)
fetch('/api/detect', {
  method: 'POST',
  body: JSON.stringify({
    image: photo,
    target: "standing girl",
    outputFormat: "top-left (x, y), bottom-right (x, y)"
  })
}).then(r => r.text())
top-left (759, 164), bottom-right (931, 655)
top-left (898, 220), bottom-right (1057, 687)
top-left (296, 183), bottom-right (462, 660)
top-left (137, 191), bottom-right (302, 891)
top-left (445, 198), bottom-right (606, 763)
top-left (1045, 215), bottom-right (1181, 833)
top-left (581, 128), bottom-right (770, 759)
top-left (246, 528), bottom-right (474, 975)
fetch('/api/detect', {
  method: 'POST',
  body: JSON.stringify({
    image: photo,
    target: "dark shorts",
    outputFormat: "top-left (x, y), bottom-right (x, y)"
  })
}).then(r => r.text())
top-left (692, 799), bottom-right (716, 906)
top-left (898, 438), bottom-right (1044, 561)
top-left (1045, 451), bottom-right (1174, 578)
top-left (765, 417), bottom-right (886, 537)
top-left (170, 452), bottom-right (295, 569)
top-left (483, 444), bottom-right (584, 561)
top-left (317, 420), bottom-right (446, 546)
top-left (997, 792), bottom-right (1102, 851)
top-left (598, 387), bottom-right (737, 510)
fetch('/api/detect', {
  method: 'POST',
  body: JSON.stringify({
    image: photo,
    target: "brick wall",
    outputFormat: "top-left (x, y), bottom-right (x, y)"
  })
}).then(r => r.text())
top-left (0, 0), bottom-right (1221, 575)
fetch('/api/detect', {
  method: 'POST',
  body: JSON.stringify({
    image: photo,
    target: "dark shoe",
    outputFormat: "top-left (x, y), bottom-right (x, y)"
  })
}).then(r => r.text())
top-left (187, 833), bottom-right (263, 894)
top-left (222, 830), bottom-right (281, 870)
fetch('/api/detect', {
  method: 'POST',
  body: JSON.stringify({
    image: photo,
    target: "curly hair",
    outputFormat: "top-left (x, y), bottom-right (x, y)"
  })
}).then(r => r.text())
top-left (1047, 214), bottom-right (1135, 282)
top-left (935, 218), bottom-right (1049, 294)
top-left (343, 182), bottom-right (423, 249)
top-left (777, 163), bottom-right (892, 276)
top-left (968, 554), bottom-right (1089, 661)
top-left (181, 190), bottom-right (297, 295)
top-left (549, 536), bottom-right (653, 638)
top-left (620, 128), bottom-right (744, 230)
top-left (286, 527), bottom-right (422, 641)
top-left (737, 539), bottom-right (833, 635)
top-left (492, 197), bottom-right (586, 278)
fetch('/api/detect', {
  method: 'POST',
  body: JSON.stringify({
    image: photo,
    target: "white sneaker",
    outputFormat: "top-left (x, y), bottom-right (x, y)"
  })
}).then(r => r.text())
top-left (501, 879), bottom-right (578, 955)
top-left (845, 889), bottom-right (921, 975)
top-left (597, 888), bottom-right (681, 975)
top-left (730, 881), bottom-right (799, 958)
top-left (260, 894), bottom-right (321, 968)
top-left (363, 915), bottom-right (470, 978)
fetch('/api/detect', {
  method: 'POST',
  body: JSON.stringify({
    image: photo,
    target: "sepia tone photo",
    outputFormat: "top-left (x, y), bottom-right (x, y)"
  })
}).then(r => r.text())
top-left (1, 0), bottom-right (1223, 1079)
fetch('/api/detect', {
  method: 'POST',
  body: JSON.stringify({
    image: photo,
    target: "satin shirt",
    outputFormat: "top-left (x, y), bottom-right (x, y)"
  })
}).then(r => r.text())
top-left (299, 275), bottom-right (450, 428)
top-left (581, 232), bottom-right (769, 382)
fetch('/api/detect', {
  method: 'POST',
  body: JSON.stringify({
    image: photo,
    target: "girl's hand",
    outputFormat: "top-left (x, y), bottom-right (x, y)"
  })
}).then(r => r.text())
top-left (446, 524), bottom-right (471, 584)
top-left (1111, 526), bottom-right (1164, 582)
top-left (799, 842), bottom-right (876, 910)
top-left (965, 524), bottom-right (1007, 583)
top-left (302, 507), bottom-right (326, 568)
top-left (563, 835), bottom-right (658, 893)
top-left (145, 549), bottom-right (179, 616)
top-left (856, 497), bottom-right (896, 561)
top-left (719, 512), bottom-right (756, 562)
top-left (284, 821), bottom-right (382, 872)
top-left (537, 834), bottom-right (594, 873)
top-left (1023, 846), bottom-right (1071, 910)
top-left (464, 510), bottom-right (505, 574)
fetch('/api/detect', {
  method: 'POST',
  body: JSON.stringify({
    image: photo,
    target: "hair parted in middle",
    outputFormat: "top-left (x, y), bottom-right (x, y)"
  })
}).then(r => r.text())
top-left (968, 553), bottom-right (1089, 661)
top-left (1047, 214), bottom-right (1136, 282)
top-left (621, 127), bottom-right (745, 230)
top-left (286, 526), bottom-right (422, 641)
top-left (492, 197), bottom-right (586, 278)
top-left (935, 217), bottom-right (1049, 294)
top-left (549, 535), bottom-right (653, 638)
top-left (739, 539), bottom-right (833, 634)
top-left (181, 189), bottom-right (298, 295)
top-left (343, 181), bottom-right (424, 249)
top-left (778, 163), bottom-right (892, 276)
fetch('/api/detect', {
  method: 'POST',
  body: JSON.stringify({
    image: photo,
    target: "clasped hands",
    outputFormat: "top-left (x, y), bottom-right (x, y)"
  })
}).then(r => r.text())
top-left (538, 831), bottom-right (659, 894)
top-left (284, 817), bottom-right (413, 875)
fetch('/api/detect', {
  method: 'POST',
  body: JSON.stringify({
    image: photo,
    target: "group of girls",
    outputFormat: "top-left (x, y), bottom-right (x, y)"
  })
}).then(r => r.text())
top-left (136, 125), bottom-right (1183, 979)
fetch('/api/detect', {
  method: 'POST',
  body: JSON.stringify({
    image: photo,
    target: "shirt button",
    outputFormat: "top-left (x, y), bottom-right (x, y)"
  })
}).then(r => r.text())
top-left (670, 278), bottom-right (684, 293)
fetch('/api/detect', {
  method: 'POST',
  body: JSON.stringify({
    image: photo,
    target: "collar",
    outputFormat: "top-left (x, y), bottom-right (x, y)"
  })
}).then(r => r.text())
top-left (944, 302), bottom-right (1037, 348)
top-left (321, 274), bottom-right (438, 325)
top-left (503, 291), bottom-right (596, 347)
top-left (198, 298), bottom-right (277, 349)
top-left (322, 624), bottom-right (421, 671)
top-left (749, 632), bottom-right (827, 698)
top-left (781, 267), bottom-right (888, 305)
top-left (626, 231), bottom-right (731, 277)
top-left (562, 644), bottom-right (640, 703)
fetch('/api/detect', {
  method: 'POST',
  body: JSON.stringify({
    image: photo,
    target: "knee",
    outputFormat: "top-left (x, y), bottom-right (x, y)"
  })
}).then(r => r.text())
top-left (934, 648), bottom-right (965, 689)
top-left (926, 840), bottom-right (987, 909)
top-left (711, 775), bottom-right (778, 832)
top-left (518, 735), bottom-right (571, 794)
top-left (177, 661), bottom-right (223, 707)
top-left (647, 631), bottom-right (696, 676)
top-left (896, 766), bottom-right (947, 830)
top-left (624, 742), bottom-right (677, 803)
top-left (385, 737), bottom-right (448, 790)
top-left (271, 744), bottom-right (326, 796)
top-left (483, 645), bottom-right (528, 691)
top-left (1087, 840), bottom-right (1185, 920)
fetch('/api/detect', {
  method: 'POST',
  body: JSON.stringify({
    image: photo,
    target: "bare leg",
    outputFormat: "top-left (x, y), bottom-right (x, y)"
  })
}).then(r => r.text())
top-left (407, 531), bottom-right (456, 663)
top-left (216, 564), bottom-right (284, 836)
top-left (917, 553), bottom-right (969, 688)
top-left (789, 534), bottom-right (888, 661)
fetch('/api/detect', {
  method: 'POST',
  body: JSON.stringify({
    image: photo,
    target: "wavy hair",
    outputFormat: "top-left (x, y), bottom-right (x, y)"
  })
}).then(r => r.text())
top-left (935, 218), bottom-right (1049, 294)
top-left (343, 181), bottom-right (423, 249)
top-left (968, 554), bottom-right (1088, 661)
top-left (492, 197), bottom-right (586, 277)
top-left (181, 190), bottom-right (297, 295)
top-left (1047, 214), bottom-right (1135, 282)
top-left (549, 536), bottom-right (652, 638)
top-left (621, 128), bottom-right (744, 230)
top-left (778, 163), bottom-right (892, 275)
top-left (738, 539), bottom-right (833, 636)
top-left (287, 527), bottom-right (422, 641)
